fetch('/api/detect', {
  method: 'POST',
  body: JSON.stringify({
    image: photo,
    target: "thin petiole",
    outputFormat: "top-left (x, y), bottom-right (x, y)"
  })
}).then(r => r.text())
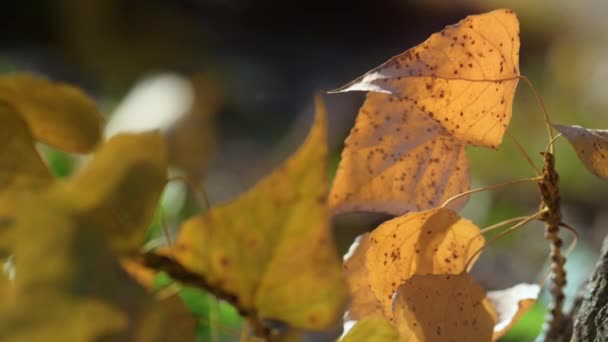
top-left (480, 215), bottom-right (537, 234)
top-left (507, 131), bottom-right (541, 176)
top-left (441, 176), bottom-right (541, 209)
top-left (465, 209), bottom-right (548, 272)
top-left (167, 175), bottom-right (211, 213)
top-left (519, 75), bottom-right (555, 154)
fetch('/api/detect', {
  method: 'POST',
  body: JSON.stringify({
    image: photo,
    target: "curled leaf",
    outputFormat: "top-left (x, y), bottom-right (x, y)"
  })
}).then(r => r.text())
top-left (340, 317), bottom-right (400, 342)
top-left (52, 132), bottom-right (168, 253)
top-left (330, 92), bottom-right (470, 215)
top-left (487, 283), bottom-right (539, 340)
top-left (554, 124), bottom-right (608, 181)
top-left (159, 96), bottom-right (347, 330)
top-left (393, 273), bottom-right (495, 342)
top-left (331, 9), bottom-right (520, 149)
top-left (0, 102), bottom-right (52, 194)
top-left (365, 207), bottom-right (484, 317)
top-left (0, 74), bottom-right (104, 153)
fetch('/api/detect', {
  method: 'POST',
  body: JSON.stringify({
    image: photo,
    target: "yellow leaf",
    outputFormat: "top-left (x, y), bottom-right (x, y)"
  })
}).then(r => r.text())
top-left (343, 233), bottom-right (383, 320)
top-left (330, 92), bottom-right (470, 215)
top-left (0, 74), bottom-right (104, 153)
top-left (487, 283), bottom-right (539, 340)
top-left (393, 273), bottom-right (495, 342)
top-left (331, 9), bottom-right (520, 149)
top-left (0, 103), bottom-right (52, 194)
top-left (52, 132), bottom-right (168, 253)
top-left (165, 96), bottom-right (347, 330)
top-left (553, 124), bottom-right (608, 180)
top-left (364, 208), bottom-right (484, 317)
top-left (0, 198), bottom-right (164, 342)
top-left (340, 317), bottom-right (400, 342)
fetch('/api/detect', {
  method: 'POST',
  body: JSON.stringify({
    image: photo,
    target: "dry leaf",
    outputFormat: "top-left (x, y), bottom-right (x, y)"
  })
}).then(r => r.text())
top-left (0, 74), bottom-right (104, 153)
top-left (331, 9), bottom-right (520, 149)
top-left (365, 207), bottom-right (484, 317)
top-left (52, 132), bottom-right (168, 253)
top-left (165, 96), bottom-right (347, 330)
top-left (330, 92), bottom-right (470, 215)
top-left (340, 317), bottom-right (400, 342)
top-left (0, 103), bottom-right (52, 194)
top-left (487, 283), bottom-right (539, 340)
top-left (344, 233), bottom-right (383, 320)
top-left (393, 273), bottom-right (495, 342)
top-left (554, 124), bottom-right (608, 180)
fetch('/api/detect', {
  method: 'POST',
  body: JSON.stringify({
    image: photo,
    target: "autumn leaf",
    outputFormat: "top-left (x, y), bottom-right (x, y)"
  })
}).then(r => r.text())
top-left (364, 207), bottom-right (484, 317)
top-left (343, 208), bottom-right (539, 341)
top-left (343, 233), bottom-right (383, 320)
top-left (0, 102), bottom-right (52, 194)
top-left (487, 283), bottom-right (539, 340)
top-left (51, 132), bottom-right (168, 253)
top-left (393, 273), bottom-right (496, 342)
top-left (340, 317), bottom-right (400, 342)
top-left (329, 9), bottom-right (519, 215)
top-left (153, 96), bottom-right (347, 330)
top-left (0, 74), bottom-right (104, 153)
top-left (330, 9), bottom-right (520, 149)
top-left (330, 92), bottom-right (470, 215)
top-left (0, 198), bottom-right (165, 341)
top-left (553, 124), bottom-right (608, 181)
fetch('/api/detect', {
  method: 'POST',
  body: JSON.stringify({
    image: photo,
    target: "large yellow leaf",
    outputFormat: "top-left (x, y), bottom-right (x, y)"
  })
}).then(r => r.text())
top-left (330, 92), bottom-right (469, 215)
top-left (365, 207), bottom-right (484, 317)
top-left (554, 124), bottom-right (608, 181)
top-left (0, 74), bottom-right (104, 153)
top-left (51, 132), bottom-right (168, 253)
top-left (331, 9), bottom-right (520, 149)
top-left (340, 317), bottom-right (400, 342)
top-left (167, 97), bottom-right (347, 330)
top-left (393, 273), bottom-right (495, 342)
top-left (0, 102), bottom-right (52, 194)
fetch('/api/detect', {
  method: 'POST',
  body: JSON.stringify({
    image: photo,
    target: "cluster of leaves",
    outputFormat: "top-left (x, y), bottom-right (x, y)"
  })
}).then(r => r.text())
top-left (3, 7), bottom-right (608, 342)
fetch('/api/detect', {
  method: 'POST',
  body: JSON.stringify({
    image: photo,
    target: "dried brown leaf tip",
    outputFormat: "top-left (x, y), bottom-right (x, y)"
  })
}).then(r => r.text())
top-left (330, 9), bottom-right (519, 215)
top-left (554, 124), bottom-right (608, 181)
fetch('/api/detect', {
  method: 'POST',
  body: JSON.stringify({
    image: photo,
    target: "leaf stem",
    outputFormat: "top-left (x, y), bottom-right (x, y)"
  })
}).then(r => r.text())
top-left (441, 176), bottom-right (541, 209)
top-left (465, 209), bottom-right (547, 272)
top-left (507, 131), bottom-right (540, 176)
top-left (519, 75), bottom-right (555, 154)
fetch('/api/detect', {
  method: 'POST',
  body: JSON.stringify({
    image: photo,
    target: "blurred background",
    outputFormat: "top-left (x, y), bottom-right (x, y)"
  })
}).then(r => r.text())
top-left (6, 0), bottom-right (608, 340)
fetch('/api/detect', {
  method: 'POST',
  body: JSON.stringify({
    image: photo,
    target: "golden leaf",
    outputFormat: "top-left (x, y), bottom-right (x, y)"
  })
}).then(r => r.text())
top-left (0, 103), bottom-right (52, 194)
top-left (554, 124), bottom-right (608, 181)
top-left (330, 93), bottom-right (469, 215)
top-left (365, 207), bottom-right (484, 317)
top-left (51, 132), bottom-right (168, 253)
top-left (393, 273), bottom-right (495, 342)
top-left (331, 9), bottom-right (520, 149)
top-left (0, 198), bottom-right (164, 341)
top-left (343, 233), bottom-right (383, 320)
top-left (165, 96), bottom-right (347, 329)
top-left (0, 74), bottom-right (104, 153)
top-left (340, 317), bottom-right (400, 342)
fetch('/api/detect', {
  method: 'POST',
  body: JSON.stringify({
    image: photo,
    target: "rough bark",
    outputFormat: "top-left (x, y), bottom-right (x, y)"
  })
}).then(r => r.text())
top-left (541, 235), bottom-right (608, 341)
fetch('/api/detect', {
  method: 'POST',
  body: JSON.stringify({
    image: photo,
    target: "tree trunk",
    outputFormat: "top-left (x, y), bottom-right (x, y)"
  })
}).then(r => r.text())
top-left (542, 235), bottom-right (608, 341)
